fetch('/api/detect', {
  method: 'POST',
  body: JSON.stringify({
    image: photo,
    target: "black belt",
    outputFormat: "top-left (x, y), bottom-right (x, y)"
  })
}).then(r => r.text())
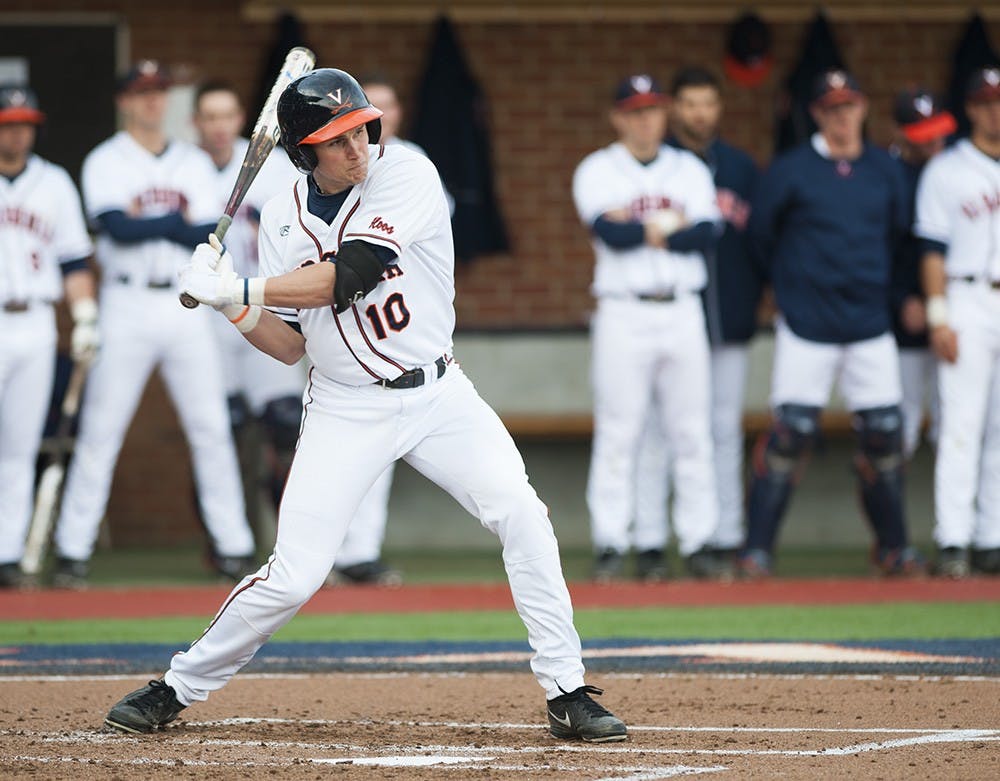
top-left (376, 356), bottom-right (448, 389)
top-left (949, 275), bottom-right (1000, 289)
top-left (637, 291), bottom-right (676, 302)
top-left (3, 301), bottom-right (29, 313)
top-left (115, 273), bottom-right (173, 290)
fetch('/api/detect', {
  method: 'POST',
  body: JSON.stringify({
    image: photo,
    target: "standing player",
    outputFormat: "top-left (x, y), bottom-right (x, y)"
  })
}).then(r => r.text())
top-left (573, 74), bottom-right (722, 581)
top-left (915, 67), bottom-right (1000, 577)
top-left (50, 61), bottom-right (256, 587)
top-left (630, 66), bottom-right (762, 580)
top-left (0, 86), bottom-right (97, 588)
top-left (742, 70), bottom-right (917, 578)
top-left (193, 81), bottom-right (306, 538)
top-left (104, 68), bottom-right (627, 743)
top-left (888, 88), bottom-right (955, 459)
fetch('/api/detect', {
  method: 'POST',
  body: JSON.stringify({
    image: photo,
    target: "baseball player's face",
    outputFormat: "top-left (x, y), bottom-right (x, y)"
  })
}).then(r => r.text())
top-left (0, 123), bottom-right (36, 165)
top-left (811, 98), bottom-right (867, 147)
top-left (194, 90), bottom-right (245, 157)
top-left (611, 105), bottom-right (669, 158)
top-left (311, 124), bottom-right (371, 194)
top-left (118, 88), bottom-right (169, 132)
top-left (363, 83), bottom-right (400, 143)
top-left (671, 86), bottom-right (722, 144)
top-left (898, 134), bottom-right (946, 165)
top-left (967, 97), bottom-right (1000, 142)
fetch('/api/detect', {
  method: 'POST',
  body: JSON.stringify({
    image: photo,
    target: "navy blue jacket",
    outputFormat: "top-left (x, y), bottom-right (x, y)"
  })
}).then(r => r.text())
top-left (668, 136), bottom-right (763, 345)
top-left (889, 156), bottom-right (927, 349)
top-left (749, 140), bottom-right (909, 344)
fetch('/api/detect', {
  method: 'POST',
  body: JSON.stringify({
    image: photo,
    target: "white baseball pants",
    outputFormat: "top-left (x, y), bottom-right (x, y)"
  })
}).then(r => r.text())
top-left (54, 287), bottom-right (255, 560)
top-left (335, 462), bottom-right (395, 568)
top-left (934, 283), bottom-right (1000, 550)
top-left (898, 347), bottom-right (939, 460)
top-left (0, 305), bottom-right (56, 563)
top-left (165, 366), bottom-right (586, 703)
top-left (587, 295), bottom-right (718, 557)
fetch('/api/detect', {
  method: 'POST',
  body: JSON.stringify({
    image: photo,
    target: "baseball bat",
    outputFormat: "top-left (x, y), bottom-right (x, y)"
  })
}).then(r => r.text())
top-left (180, 45), bottom-right (316, 309)
top-left (21, 360), bottom-right (89, 576)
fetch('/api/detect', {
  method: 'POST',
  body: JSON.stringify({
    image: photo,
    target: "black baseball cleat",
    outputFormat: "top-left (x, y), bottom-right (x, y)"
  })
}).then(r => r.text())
top-left (328, 559), bottom-right (403, 587)
top-left (105, 679), bottom-right (185, 734)
top-left (547, 685), bottom-right (627, 743)
top-left (210, 553), bottom-right (257, 582)
top-left (591, 548), bottom-right (625, 583)
top-left (635, 548), bottom-right (670, 582)
top-left (51, 556), bottom-right (89, 590)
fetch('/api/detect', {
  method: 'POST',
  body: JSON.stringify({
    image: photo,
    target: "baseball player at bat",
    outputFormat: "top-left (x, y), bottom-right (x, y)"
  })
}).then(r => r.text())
top-left (573, 74), bottom-right (722, 583)
top-left (0, 85), bottom-right (97, 589)
top-left (741, 70), bottom-right (919, 578)
top-left (105, 67), bottom-right (628, 743)
top-left (49, 61), bottom-right (256, 588)
top-left (915, 67), bottom-right (1000, 578)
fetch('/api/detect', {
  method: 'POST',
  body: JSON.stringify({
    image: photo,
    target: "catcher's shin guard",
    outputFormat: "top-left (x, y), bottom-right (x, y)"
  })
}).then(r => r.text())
top-left (744, 404), bottom-right (820, 552)
top-left (853, 405), bottom-right (907, 551)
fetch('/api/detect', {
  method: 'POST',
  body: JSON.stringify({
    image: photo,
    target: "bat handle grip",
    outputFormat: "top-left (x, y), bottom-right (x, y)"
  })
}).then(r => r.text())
top-left (179, 215), bottom-right (234, 309)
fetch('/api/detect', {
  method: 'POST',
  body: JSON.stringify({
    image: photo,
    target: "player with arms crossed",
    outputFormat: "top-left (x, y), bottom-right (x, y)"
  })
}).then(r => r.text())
top-left (573, 74), bottom-right (722, 582)
top-left (915, 67), bottom-right (1000, 577)
top-left (104, 68), bottom-right (628, 743)
top-left (741, 70), bottom-right (916, 577)
top-left (0, 85), bottom-right (97, 588)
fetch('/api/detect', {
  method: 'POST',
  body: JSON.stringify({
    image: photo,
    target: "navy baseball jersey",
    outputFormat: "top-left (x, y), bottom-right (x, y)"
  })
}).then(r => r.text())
top-left (888, 157), bottom-right (927, 349)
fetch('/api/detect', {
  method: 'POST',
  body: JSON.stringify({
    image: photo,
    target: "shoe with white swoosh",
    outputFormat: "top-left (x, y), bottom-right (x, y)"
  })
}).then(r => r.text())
top-left (546, 684), bottom-right (627, 742)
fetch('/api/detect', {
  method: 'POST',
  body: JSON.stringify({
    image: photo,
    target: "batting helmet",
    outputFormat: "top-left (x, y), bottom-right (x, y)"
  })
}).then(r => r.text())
top-left (0, 85), bottom-right (45, 125)
top-left (278, 68), bottom-right (382, 173)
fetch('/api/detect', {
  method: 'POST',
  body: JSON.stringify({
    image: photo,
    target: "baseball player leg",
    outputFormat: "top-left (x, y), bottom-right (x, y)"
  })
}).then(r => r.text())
top-left (165, 394), bottom-right (397, 706)
top-left (631, 400), bottom-right (670, 553)
top-left (0, 310), bottom-right (56, 564)
top-left (333, 462), bottom-right (396, 568)
top-left (586, 300), bottom-right (658, 556)
top-left (898, 348), bottom-right (927, 459)
top-left (708, 344), bottom-right (751, 550)
top-left (160, 312), bottom-right (254, 558)
top-left (971, 359), bottom-right (1000, 564)
top-left (851, 406), bottom-right (908, 556)
top-left (655, 299), bottom-right (718, 558)
top-left (404, 370), bottom-right (586, 699)
top-left (54, 304), bottom-right (160, 562)
top-left (259, 394), bottom-right (304, 509)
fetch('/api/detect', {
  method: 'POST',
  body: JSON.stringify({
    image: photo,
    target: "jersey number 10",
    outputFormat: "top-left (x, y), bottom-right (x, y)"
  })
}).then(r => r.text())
top-left (364, 292), bottom-right (411, 340)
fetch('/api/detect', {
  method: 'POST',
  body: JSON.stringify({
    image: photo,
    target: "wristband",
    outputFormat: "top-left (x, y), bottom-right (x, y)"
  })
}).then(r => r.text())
top-left (223, 304), bottom-right (262, 333)
top-left (926, 295), bottom-right (949, 329)
top-left (241, 277), bottom-right (266, 306)
top-left (70, 297), bottom-right (99, 324)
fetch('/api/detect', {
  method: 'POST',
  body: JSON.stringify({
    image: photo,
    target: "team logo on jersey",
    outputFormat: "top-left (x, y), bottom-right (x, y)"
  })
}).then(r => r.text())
top-left (279, 224), bottom-right (290, 236)
top-left (369, 216), bottom-right (395, 235)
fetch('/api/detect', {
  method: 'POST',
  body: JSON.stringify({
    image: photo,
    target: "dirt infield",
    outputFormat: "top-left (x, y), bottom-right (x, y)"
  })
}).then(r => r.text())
top-left (1, 672), bottom-right (997, 779)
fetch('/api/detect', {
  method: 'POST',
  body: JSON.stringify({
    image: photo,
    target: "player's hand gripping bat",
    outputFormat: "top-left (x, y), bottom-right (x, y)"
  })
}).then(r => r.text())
top-left (20, 361), bottom-right (89, 576)
top-left (179, 46), bottom-right (315, 309)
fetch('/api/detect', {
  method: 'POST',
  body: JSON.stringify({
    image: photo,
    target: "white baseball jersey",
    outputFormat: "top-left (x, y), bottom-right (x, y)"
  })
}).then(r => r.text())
top-left (572, 142), bottom-right (720, 297)
top-left (258, 143), bottom-right (454, 385)
top-left (210, 141), bottom-right (298, 277)
top-left (915, 139), bottom-right (1000, 278)
top-left (82, 131), bottom-right (218, 286)
top-left (1, 155), bottom-right (92, 303)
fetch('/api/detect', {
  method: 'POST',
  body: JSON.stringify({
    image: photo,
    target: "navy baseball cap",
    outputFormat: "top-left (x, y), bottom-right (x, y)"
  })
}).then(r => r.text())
top-left (893, 88), bottom-right (956, 143)
top-left (965, 67), bottom-right (1000, 103)
top-left (811, 69), bottom-right (864, 107)
top-left (613, 74), bottom-right (667, 111)
top-left (724, 12), bottom-right (773, 88)
top-left (0, 85), bottom-right (45, 125)
top-left (117, 60), bottom-right (172, 95)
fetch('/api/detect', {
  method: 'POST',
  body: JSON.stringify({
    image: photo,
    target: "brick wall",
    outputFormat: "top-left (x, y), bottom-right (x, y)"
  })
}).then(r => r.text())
top-left (11, 1), bottom-right (999, 545)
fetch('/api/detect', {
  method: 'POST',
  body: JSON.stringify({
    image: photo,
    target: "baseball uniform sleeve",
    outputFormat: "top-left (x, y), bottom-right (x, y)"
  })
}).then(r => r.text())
top-left (81, 144), bottom-right (131, 221)
top-left (52, 166), bottom-right (94, 263)
top-left (747, 157), bottom-right (793, 264)
top-left (913, 157), bottom-right (950, 245)
top-left (572, 152), bottom-right (619, 226)
top-left (184, 147), bottom-right (223, 224)
top-left (342, 149), bottom-right (444, 257)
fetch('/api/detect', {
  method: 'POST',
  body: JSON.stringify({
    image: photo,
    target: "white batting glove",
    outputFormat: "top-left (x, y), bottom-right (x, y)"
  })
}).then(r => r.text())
top-left (191, 233), bottom-right (234, 275)
top-left (178, 263), bottom-right (241, 310)
top-left (70, 298), bottom-right (100, 366)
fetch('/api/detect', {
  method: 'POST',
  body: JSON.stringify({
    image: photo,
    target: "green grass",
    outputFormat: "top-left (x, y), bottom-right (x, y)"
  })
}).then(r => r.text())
top-left (4, 602), bottom-right (997, 645)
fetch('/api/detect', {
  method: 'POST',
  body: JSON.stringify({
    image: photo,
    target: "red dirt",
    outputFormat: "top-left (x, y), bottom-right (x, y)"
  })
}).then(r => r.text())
top-left (2, 576), bottom-right (998, 621)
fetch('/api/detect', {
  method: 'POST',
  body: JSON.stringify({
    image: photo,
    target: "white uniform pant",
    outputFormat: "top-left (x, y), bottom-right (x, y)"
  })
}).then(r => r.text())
top-left (210, 314), bottom-right (305, 415)
top-left (934, 283), bottom-right (1000, 550)
top-left (587, 296), bottom-right (718, 557)
top-left (898, 347), bottom-right (939, 459)
top-left (336, 462), bottom-right (395, 568)
top-left (632, 344), bottom-right (750, 552)
top-left (770, 319), bottom-right (902, 411)
top-left (165, 367), bottom-right (585, 702)
top-left (0, 305), bottom-right (56, 563)
top-left (54, 287), bottom-right (254, 560)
